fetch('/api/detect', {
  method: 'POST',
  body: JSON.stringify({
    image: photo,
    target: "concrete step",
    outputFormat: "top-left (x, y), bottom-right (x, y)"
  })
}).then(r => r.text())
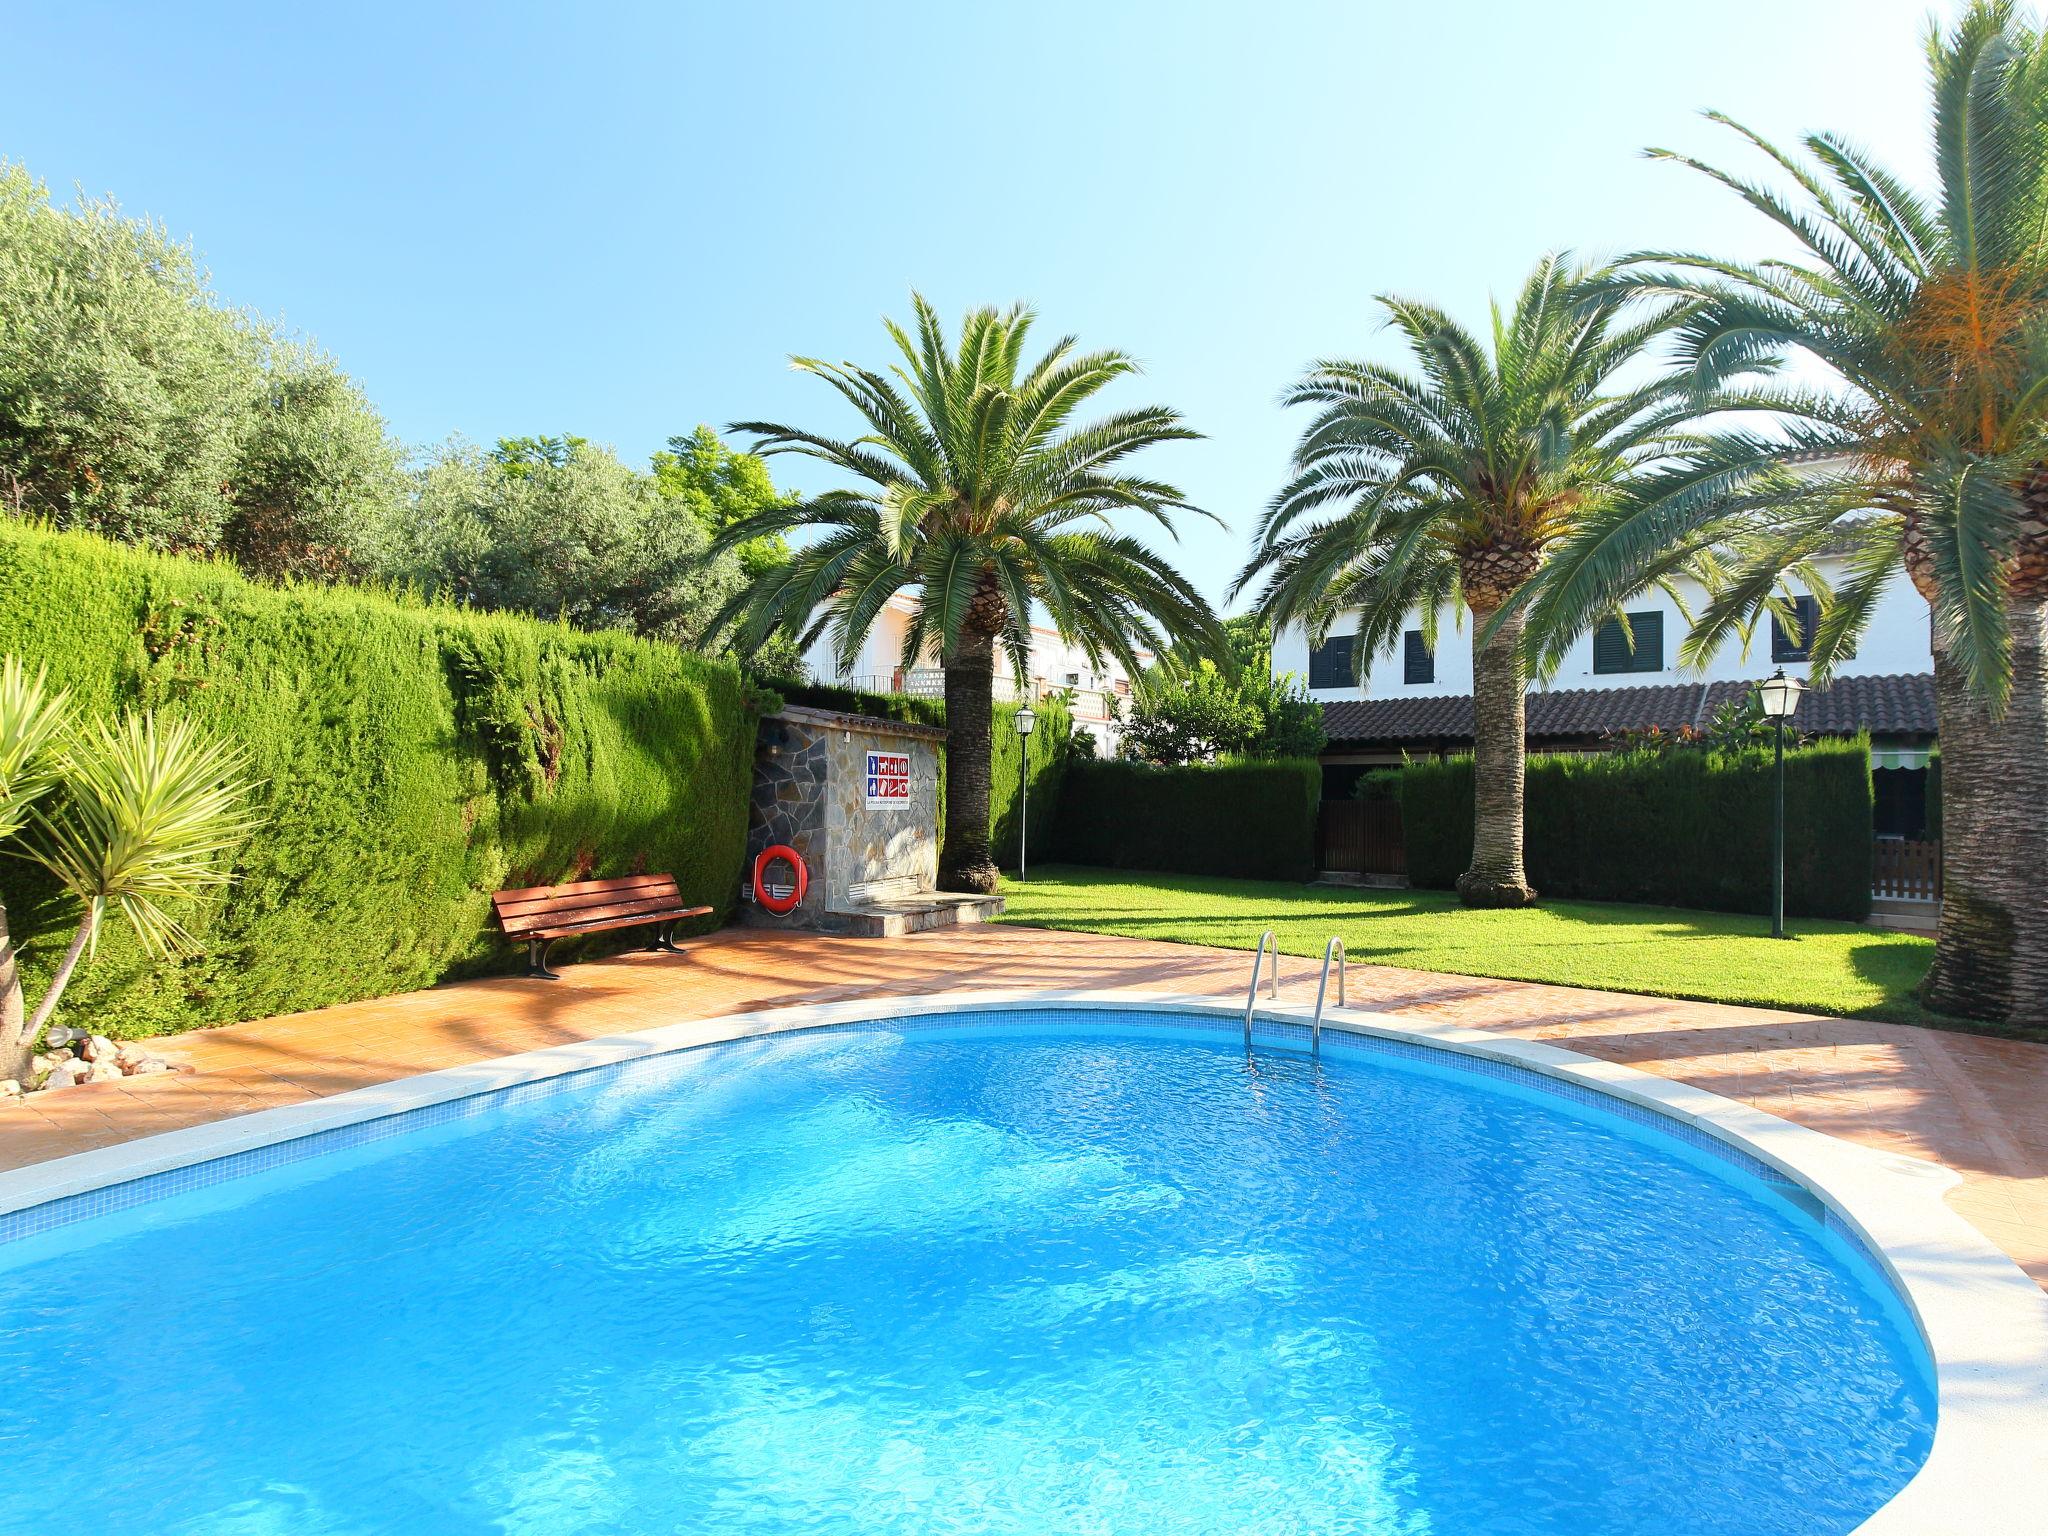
top-left (1868, 896), bottom-right (1939, 936)
top-left (826, 893), bottom-right (1006, 938)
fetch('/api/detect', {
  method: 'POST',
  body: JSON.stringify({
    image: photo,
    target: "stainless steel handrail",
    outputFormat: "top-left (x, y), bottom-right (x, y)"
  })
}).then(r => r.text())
top-left (1311, 936), bottom-right (1345, 1058)
top-left (1243, 929), bottom-right (1278, 1048)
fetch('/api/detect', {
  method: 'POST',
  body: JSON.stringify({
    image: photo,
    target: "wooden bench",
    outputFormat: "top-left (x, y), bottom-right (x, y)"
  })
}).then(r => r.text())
top-left (491, 874), bottom-right (712, 979)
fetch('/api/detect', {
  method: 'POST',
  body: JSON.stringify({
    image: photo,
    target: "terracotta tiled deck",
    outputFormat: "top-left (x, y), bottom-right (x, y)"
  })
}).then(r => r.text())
top-left (3, 924), bottom-right (2044, 1284)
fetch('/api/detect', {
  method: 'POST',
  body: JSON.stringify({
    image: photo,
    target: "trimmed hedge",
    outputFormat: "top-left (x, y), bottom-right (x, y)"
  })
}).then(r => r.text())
top-left (1053, 758), bottom-right (1321, 882)
top-left (0, 522), bottom-right (757, 1038)
top-left (991, 698), bottom-right (1071, 871)
top-left (774, 679), bottom-right (946, 731)
top-left (1397, 739), bottom-right (1874, 919)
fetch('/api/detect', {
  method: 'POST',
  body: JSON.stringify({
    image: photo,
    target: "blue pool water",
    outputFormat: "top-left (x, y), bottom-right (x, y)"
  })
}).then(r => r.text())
top-left (0, 1015), bottom-right (1933, 1534)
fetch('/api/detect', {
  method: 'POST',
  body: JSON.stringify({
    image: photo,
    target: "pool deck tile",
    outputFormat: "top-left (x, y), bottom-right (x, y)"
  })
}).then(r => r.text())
top-left (1, 922), bottom-right (2043, 1286)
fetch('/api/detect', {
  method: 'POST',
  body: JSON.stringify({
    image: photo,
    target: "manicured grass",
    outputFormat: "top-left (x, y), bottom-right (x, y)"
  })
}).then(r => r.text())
top-left (998, 864), bottom-right (1947, 1026)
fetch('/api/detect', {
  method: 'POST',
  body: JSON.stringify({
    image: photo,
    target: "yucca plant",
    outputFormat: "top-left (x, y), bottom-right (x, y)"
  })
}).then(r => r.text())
top-left (708, 294), bottom-right (1224, 890)
top-left (0, 658), bottom-right (72, 1078)
top-left (2, 705), bottom-right (259, 1084)
top-left (1511, 2), bottom-right (2048, 1022)
top-left (1236, 256), bottom-right (1712, 906)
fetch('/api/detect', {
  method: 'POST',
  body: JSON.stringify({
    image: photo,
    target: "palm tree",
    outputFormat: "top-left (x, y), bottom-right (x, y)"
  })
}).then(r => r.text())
top-left (708, 295), bottom-right (1224, 892)
top-left (1236, 256), bottom-right (1706, 906)
top-left (1511, 2), bottom-right (2048, 1023)
top-left (2, 703), bottom-right (259, 1084)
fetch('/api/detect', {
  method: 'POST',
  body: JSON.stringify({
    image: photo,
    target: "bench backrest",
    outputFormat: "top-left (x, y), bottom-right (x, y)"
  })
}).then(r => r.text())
top-left (491, 873), bottom-right (685, 939)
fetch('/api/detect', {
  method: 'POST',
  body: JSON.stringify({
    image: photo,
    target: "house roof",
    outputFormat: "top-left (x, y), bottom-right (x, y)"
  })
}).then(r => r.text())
top-left (1319, 672), bottom-right (1936, 748)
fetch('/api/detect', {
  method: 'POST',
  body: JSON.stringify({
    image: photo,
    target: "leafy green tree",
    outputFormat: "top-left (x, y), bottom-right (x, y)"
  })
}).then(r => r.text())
top-left (1237, 255), bottom-right (1707, 907)
top-left (709, 294), bottom-right (1223, 891)
top-left (0, 161), bottom-right (400, 572)
top-left (1122, 617), bottom-right (1326, 765)
top-left (0, 162), bottom-right (251, 548)
top-left (388, 437), bottom-right (744, 645)
top-left (652, 425), bottom-right (792, 578)
top-left (1118, 662), bottom-right (1267, 764)
top-left (228, 342), bottom-right (405, 580)
top-left (1515, 2), bottom-right (2048, 1022)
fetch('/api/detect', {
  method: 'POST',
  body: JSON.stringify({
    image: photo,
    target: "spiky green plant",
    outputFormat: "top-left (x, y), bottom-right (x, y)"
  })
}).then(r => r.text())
top-left (6, 710), bottom-right (258, 1080)
top-left (1512, 1), bottom-right (2048, 1023)
top-left (708, 294), bottom-right (1224, 890)
top-left (1235, 254), bottom-right (1711, 907)
top-left (0, 658), bottom-right (71, 1079)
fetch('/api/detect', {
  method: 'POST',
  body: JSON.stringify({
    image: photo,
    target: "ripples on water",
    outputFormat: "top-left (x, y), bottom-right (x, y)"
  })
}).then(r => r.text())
top-left (0, 1023), bottom-right (1933, 1534)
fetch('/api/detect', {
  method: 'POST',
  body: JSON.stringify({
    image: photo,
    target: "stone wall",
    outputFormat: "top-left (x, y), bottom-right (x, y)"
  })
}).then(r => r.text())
top-left (747, 714), bottom-right (829, 924)
top-left (822, 721), bottom-right (940, 910)
top-left (744, 707), bottom-right (942, 926)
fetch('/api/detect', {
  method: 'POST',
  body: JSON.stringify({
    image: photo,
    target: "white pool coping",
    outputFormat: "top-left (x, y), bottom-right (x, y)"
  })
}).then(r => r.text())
top-left (2, 988), bottom-right (2044, 1535)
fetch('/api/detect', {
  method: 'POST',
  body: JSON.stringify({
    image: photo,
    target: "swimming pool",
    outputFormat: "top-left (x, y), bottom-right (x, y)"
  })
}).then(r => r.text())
top-left (0, 995), bottom-right (2039, 1534)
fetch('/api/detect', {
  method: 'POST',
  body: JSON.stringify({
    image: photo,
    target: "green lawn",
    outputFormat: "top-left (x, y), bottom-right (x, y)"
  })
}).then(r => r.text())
top-left (996, 864), bottom-right (1959, 1028)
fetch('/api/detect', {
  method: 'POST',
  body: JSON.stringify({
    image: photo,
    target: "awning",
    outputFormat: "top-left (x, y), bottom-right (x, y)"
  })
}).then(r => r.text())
top-left (1872, 748), bottom-right (1932, 770)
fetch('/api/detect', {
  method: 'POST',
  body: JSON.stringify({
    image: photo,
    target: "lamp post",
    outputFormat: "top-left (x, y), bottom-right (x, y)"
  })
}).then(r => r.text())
top-left (1756, 668), bottom-right (1806, 940)
top-left (1013, 704), bottom-right (1037, 881)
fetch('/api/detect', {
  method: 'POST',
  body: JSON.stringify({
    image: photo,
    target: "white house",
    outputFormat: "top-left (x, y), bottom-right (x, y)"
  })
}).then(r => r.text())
top-left (1271, 558), bottom-right (1939, 837)
top-left (801, 592), bottom-right (1148, 750)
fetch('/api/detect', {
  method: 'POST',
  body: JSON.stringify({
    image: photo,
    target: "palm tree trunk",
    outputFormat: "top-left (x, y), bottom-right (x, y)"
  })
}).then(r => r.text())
top-left (0, 896), bottom-right (28, 1085)
top-left (1456, 600), bottom-right (1538, 907)
top-left (940, 620), bottom-right (1001, 893)
top-left (1920, 598), bottom-right (2048, 1023)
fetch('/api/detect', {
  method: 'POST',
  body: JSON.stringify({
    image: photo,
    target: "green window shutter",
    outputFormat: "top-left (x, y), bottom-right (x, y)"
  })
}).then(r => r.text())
top-left (1309, 634), bottom-right (1355, 689)
top-left (1593, 611), bottom-right (1664, 674)
top-left (1403, 630), bottom-right (1434, 685)
top-left (1771, 595), bottom-right (1819, 663)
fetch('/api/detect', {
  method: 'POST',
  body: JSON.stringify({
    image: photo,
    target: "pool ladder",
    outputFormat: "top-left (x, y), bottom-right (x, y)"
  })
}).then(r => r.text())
top-left (1242, 933), bottom-right (1347, 1059)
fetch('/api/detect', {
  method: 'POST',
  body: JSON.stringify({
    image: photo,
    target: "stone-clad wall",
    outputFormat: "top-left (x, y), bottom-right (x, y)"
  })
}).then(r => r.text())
top-left (747, 715), bottom-right (829, 922)
top-left (744, 708), bottom-right (942, 926)
top-left (822, 724), bottom-right (939, 911)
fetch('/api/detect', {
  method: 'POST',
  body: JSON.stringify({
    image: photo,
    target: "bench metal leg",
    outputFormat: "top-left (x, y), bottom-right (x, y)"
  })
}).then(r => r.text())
top-left (526, 938), bottom-right (562, 980)
top-left (645, 921), bottom-right (684, 955)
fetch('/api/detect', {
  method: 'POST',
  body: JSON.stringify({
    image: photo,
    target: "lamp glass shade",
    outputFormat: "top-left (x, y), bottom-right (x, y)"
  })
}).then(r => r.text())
top-left (1757, 670), bottom-right (1805, 720)
top-left (1014, 705), bottom-right (1038, 737)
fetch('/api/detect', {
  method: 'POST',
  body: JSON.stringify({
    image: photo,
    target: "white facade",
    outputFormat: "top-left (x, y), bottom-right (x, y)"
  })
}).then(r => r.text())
top-left (801, 593), bottom-right (1148, 749)
top-left (1271, 561), bottom-right (1933, 702)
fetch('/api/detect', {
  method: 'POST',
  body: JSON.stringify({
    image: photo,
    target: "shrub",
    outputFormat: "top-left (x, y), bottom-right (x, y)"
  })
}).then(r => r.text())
top-left (1397, 740), bottom-right (1874, 919)
top-left (1053, 758), bottom-right (1321, 882)
top-left (0, 522), bottom-right (757, 1038)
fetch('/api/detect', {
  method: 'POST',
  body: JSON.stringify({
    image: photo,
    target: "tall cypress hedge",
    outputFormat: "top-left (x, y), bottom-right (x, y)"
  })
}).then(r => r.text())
top-left (0, 522), bottom-right (757, 1038)
top-left (1053, 758), bottom-right (1321, 881)
top-left (1397, 741), bottom-right (1874, 919)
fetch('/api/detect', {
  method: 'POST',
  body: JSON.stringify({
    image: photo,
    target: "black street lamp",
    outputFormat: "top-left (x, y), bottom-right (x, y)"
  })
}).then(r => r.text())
top-left (1013, 704), bottom-right (1038, 881)
top-left (1756, 668), bottom-right (1806, 940)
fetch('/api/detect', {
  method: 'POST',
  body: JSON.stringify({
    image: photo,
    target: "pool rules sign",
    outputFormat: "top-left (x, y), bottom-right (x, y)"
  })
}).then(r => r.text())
top-left (864, 749), bottom-right (911, 808)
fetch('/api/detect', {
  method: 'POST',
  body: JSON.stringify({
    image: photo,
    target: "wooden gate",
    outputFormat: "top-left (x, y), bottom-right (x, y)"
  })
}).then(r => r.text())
top-left (1318, 799), bottom-right (1405, 876)
top-left (1872, 839), bottom-right (1942, 901)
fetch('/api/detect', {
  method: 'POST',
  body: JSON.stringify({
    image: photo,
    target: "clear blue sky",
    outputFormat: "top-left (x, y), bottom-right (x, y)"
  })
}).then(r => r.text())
top-left (6, 0), bottom-right (1940, 607)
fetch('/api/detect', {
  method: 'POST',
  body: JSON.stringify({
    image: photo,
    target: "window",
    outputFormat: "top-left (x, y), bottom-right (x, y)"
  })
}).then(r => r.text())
top-left (1403, 630), bottom-right (1434, 685)
top-left (1592, 611), bottom-right (1664, 675)
top-left (1771, 595), bottom-right (1820, 663)
top-left (1308, 633), bottom-right (1356, 690)
top-left (1064, 671), bottom-right (1081, 688)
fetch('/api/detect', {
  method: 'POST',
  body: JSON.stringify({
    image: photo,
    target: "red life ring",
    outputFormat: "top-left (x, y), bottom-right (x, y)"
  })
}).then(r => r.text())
top-left (752, 844), bottom-right (808, 914)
